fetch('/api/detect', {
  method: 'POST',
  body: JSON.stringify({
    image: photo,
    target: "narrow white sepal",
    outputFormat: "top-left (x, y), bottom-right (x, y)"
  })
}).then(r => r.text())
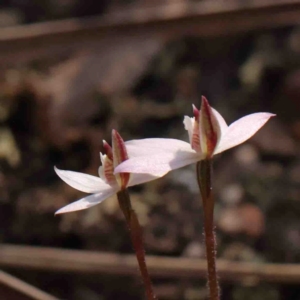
top-left (215, 112), bottom-right (275, 154)
top-left (125, 138), bottom-right (192, 157)
top-left (54, 167), bottom-right (111, 193)
top-left (115, 150), bottom-right (200, 177)
top-left (55, 187), bottom-right (116, 214)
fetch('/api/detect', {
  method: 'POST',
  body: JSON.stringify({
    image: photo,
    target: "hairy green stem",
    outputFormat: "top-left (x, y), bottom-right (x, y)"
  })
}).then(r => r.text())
top-left (197, 160), bottom-right (220, 300)
top-left (117, 189), bottom-right (156, 300)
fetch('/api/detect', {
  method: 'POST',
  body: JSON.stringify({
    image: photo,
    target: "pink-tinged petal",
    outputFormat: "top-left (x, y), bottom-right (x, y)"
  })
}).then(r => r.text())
top-left (115, 150), bottom-right (200, 177)
top-left (112, 130), bottom-right (130, 189)
top-left (55, 187), bottom-right (116, 214)
top-left (215, 113), bottom-right (276, 154)
top-left (125, 138), bottom-right (192, 157)
top-left (128, 173), bottom-right (160, 187)
top-left (54, 167), bottom-right (111, 193)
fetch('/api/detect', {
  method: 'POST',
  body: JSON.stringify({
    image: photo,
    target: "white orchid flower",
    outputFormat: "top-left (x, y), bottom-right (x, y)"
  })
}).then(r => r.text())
top-left (115, 96), bottom-right (275, 177)
top-left (55, 130), bottom-right (158, 214)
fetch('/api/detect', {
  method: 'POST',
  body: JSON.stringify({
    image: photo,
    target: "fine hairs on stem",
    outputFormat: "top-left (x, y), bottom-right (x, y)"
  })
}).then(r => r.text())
top-left (117, 189), bottom-right (156, 300)
top-left (197, 160), bottom-right (220, 300)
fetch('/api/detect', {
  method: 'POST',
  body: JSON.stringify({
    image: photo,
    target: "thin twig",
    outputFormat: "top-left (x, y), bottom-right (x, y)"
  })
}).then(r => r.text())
top-left (1, 1), bottom-right (300, 65)
top-left (0, 270), bottom-right (58, 300)
top-left (0, 244), bottom-right (299, 283)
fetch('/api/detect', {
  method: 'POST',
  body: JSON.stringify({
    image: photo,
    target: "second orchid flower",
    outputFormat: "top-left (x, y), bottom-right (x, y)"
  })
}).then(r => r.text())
top-left (115, 96), bottom-right (275, 177)
top-left (55, 130), bottom-right (158, 214)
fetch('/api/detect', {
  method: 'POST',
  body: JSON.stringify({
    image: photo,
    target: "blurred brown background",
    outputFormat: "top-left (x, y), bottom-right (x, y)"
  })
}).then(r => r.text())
top-left (0, 1), bottom-right (300, 299)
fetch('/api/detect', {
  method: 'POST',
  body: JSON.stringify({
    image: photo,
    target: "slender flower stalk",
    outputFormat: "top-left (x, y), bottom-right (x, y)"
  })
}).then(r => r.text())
top-left (117, 189), bottom-right (156, 300)
top-left (197, 160), bottom-right (219, 300)
top-left (54, 130), bottom-right (157, 300)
